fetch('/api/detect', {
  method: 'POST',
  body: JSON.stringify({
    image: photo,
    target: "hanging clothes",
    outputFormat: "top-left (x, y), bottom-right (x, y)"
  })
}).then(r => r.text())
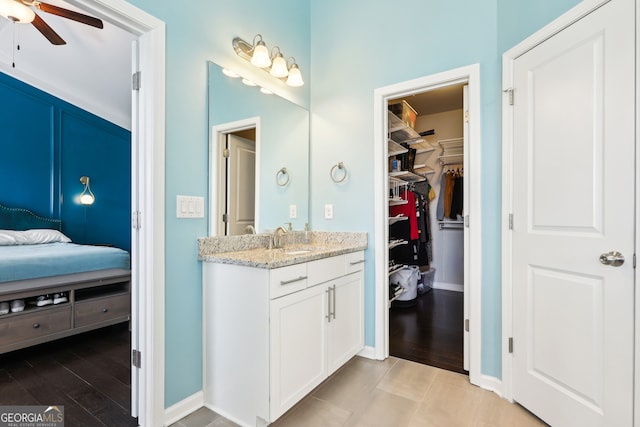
top-left (389, 190), bottom-right (419, 240)
top-left (436, 173), bottom-right (446, 220)
top-left (450, 174), bottom-right (464, 219)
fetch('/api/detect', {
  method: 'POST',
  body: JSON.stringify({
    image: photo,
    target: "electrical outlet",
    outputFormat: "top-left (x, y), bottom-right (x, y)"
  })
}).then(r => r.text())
top-left (324, 204), bottom-right (333, 219)
top-left (289, 204), bottom-right (297, 219)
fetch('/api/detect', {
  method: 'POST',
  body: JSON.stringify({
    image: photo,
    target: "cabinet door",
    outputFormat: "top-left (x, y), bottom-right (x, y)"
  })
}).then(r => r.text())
top-left (327, 271), bottom-right (364, 375)
top-left (270, 284), bottom-right (327, 421)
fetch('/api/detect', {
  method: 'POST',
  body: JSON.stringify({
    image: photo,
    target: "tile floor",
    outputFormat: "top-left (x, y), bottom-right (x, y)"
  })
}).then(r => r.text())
top-left (170, 356), bottom-right (547, 427)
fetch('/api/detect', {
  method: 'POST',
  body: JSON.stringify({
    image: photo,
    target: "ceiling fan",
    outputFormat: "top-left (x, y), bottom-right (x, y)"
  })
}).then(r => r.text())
top-left (0, 0), bottom-right (103, 45)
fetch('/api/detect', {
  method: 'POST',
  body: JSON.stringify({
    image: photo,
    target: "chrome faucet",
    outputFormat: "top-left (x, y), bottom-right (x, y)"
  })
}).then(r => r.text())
top-left (272, 226), bottom-right (288, 249)
top-left (244, 225), bottom-right (256, 234)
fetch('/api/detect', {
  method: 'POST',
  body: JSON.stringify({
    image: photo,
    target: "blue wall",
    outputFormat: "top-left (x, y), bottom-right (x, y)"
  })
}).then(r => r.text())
top-left (123, 0), bottom-right (581, 408)
top-left (0, 72), bottom-right (131, 251)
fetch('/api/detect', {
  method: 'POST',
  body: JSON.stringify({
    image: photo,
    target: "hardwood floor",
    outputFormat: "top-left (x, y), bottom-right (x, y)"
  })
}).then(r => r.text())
top-left (0, 323), bottom-right (137, 427)
top-left (389, 289), bottom-right (465, 374)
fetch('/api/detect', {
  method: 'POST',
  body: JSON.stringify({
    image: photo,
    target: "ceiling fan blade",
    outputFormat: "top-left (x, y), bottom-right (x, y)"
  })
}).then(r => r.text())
top-left (31, 14), bottom-right (66, 45)
top-left (36, 2), bottom-right (104, 29)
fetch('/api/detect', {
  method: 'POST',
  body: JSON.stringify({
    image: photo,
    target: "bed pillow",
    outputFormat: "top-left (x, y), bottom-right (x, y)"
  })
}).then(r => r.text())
top-left (23, 229), bottom-right (72, 244)
top-left (0, 230), bottom-right (30, 246)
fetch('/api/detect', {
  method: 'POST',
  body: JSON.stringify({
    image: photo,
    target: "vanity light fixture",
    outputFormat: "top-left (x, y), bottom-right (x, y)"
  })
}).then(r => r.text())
top-left (222, 68), bottom-right (240, 78)
top-left (79, 176), bottom-right (95, 205)
top-left (0, 0), bottom-right (35, 23)
top-left (242, 78), bottom-right (257, 87)
top-left (232, 34), bottom-right (304, 87)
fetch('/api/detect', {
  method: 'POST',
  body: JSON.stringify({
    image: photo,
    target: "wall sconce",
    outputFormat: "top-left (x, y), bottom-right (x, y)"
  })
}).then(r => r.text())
top-left (79, 176), bottom-right (95, 205)
top-left (0, 0), bottom-right (35, 23)
top-left (232, 34), bottom-right (304, 87)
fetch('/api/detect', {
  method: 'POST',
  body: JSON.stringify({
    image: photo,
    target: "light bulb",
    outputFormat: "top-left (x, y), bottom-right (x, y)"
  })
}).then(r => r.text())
top-left (270, 53), bottom-right (288, 78)
top-left (286, 63), bottom-right (304, 87)
top-left (222, 68), bottom-right (239, 78)
top-left (251, 40), bottom-right (271, 68)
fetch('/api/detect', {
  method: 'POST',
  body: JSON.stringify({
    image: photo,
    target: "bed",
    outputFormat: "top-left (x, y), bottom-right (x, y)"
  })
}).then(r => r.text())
top-left (0, 203), bottom-right (132, 353)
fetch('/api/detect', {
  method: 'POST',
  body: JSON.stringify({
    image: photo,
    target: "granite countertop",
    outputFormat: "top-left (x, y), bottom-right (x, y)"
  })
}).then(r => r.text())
top-left (198, 231), bottom-right (367, 269)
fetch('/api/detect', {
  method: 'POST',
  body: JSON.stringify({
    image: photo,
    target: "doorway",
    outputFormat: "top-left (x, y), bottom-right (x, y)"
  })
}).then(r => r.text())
top-left (210, 117), bottom-right (260, 236)
top-left (373, 64), bottom-right (482, 386)
top-left (387, 86), bottom-right (467, 374)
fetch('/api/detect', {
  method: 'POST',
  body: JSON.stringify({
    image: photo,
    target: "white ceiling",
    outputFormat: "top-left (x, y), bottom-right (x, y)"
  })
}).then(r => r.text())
top-left (0, 0), bottom-right (135, 130)
top-left (393, 83), bottom-right (465, 116)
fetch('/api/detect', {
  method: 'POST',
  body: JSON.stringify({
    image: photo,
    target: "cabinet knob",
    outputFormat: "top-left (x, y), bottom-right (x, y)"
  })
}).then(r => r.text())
top-left (102, 308), bottom-right (109, 313)
top-left (33, 323), bottom-right (40, 329)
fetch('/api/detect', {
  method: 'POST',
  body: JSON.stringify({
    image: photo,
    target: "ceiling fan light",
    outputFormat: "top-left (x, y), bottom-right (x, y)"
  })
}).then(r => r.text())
top-left (0, 0), bottom-right (35, 23)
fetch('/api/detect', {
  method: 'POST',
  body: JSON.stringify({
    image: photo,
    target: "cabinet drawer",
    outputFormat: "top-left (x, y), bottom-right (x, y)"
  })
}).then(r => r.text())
top-left (345, 251), bottom-right (366, 275)
top-left (0, 306), bottom-right (71, 347)
top-left (75, 293), bottom-right (131, 327)
top-left (308, 255), bottom-right (345, 287)
top-left (270, 263), bottom-right (308, 299)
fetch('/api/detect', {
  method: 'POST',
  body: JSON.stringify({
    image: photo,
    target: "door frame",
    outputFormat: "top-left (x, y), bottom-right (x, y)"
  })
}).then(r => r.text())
top-left (209, 117), bottom-right (261, 236)
top-left (500, 2), bottom-right (639, 420)
top-left (373, 64), bottom-right (482, 387)
top-left (68, 1), bottom-right (166, 425)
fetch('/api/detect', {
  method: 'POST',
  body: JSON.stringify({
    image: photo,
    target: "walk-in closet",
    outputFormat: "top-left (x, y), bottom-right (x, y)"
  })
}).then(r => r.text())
top-left (386, 84), bottom-right (467, 374)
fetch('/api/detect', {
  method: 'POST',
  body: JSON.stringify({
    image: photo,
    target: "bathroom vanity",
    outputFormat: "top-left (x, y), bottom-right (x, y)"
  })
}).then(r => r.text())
top-left (199, 232), bottom-right (366, 426)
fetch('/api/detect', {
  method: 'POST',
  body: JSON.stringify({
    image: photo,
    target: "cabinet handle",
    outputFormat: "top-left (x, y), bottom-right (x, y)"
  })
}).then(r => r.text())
top-left (279, 276), bottom-right (307, 286)
top-left (326, 288), bottom-right (331, 323)
top-left (331, 284), bottom-right (336, 320)
top-left (102, 308), bottom-right (109, 313)
top-left (349, 260), bottom-right (365, 265)
top-left (33, 323), bottom-right (40, 329)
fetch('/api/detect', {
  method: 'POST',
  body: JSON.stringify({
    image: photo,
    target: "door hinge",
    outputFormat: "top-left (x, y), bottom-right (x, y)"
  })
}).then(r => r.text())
top-left (508, 213), bottom-right (513, 230)
top-left (465, 318), bottom-right (470, 332)
top-left (464, 215), bottom-right (470, 228)
top-left (634, 253), bottom-right (636, 268)
top-left (223, 148), bottom-right (230, 158)
top-left (132, 211), bottom-right (141, 229)
top-left (504, 88), bottom-right (514, 105)
top-left (132, 349), bottom-right (142, 368)
top-left (464, 110), bottom-right (470, 123)
top-left (508, 337), bottom-right (514, 354)
top-left (222, 213), bottom-right (229, 223)
top-left (132, 71), bottom-right (141, 91)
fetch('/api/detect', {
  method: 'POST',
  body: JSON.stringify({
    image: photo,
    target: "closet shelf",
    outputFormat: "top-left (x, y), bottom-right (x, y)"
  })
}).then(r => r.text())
top-left (389, 215), bottom-right (408, 225)
top-left (413, 166), bottom-right (435, 175)
top-left (388, 112), bottom-right (424, 144)
top-left (389, 239), bottom-right (408, 250)
top-left (413, 141), bottom-right (435, 154)
top-left (389, 198), bottom-right (409, 206)
top-left (438, 154), bottom-right (464, 165)
top-left (388, 264), bottom-right (407, 275)
top-left (438, 220), bottom-right (464, 230)
top-left (388, 139), bottom-right (408, 157)
top-left (438, 138), bottom-right (463, 149)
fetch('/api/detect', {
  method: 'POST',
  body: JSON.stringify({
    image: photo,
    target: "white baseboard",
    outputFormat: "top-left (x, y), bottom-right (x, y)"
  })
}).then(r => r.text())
top-left (432, 281), bottom-right (464, 292)
top-left (164, 391), bottom-right (204, 426)
top-left (358, 345), bottom-right (377, 359)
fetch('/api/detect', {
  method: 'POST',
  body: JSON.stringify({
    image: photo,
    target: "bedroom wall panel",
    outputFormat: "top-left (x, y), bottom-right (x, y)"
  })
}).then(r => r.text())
top-left (0, 76), bottom-right (57, 216)
top-left (0, 72), bottom-right (131, 252)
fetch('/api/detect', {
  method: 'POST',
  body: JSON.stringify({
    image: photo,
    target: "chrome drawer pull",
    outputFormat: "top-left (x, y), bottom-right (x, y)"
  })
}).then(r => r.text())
top-left (279, 276), bottom-right (307, 286)
top-left (349, 260), bottom-right (365, 265)
top-left (33, 323), bottom-right (40, 329)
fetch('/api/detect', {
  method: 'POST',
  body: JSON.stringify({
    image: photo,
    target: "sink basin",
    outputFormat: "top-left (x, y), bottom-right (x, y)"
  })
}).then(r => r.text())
top-left (283, 249), bottom-right (313, 255)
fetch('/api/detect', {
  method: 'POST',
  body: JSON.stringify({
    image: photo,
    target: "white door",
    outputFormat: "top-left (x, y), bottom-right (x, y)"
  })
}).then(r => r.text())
top-left (269, 285), bottom-right (327, 420)
top-left (226, 134), bottom-right (255, 235)
top-left (511, 0), bottom-right (635, 425)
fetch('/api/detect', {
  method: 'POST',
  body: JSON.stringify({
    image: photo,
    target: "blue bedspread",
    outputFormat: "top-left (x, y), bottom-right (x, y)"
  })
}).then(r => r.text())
top-left (0, 242), bottom-right (130, 282)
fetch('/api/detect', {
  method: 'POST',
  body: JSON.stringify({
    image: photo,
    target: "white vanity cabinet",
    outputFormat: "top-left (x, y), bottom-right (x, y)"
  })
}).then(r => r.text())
top-left (203, 250), bottom-right (365, 427)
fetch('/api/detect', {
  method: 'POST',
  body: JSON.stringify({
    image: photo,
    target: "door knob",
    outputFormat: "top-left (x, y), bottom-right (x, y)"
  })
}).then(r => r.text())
top-left (599, 251), bottom-right (625, 267)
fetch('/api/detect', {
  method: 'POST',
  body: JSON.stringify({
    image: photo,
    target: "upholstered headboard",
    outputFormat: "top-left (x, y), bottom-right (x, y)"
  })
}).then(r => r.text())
top-left (0, 204), bottom-right (62, 231)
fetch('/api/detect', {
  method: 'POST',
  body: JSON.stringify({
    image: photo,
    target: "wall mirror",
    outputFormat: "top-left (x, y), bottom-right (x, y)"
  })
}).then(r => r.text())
top-left (207, 61), bottom-right (310, 236)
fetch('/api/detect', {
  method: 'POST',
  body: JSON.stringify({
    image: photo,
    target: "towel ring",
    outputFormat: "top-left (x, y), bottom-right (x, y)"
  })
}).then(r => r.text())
top-left (276, 167), bottom-right (290, 186)
top-left (330, 162), bottom-right (347, 183)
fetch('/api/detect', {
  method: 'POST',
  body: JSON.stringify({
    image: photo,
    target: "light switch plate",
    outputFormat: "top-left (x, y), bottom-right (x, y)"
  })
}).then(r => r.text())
top-left (289, 204), bottom-right (297, 219)
top-left (176, 195), bottom-right (205, 218)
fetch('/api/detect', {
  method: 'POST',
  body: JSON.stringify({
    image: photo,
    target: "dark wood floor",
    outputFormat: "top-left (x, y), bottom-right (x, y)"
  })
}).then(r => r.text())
top-left (389, 288), bottom-right (466, 374)
top-left (0, 323), bottom-right (137, 427)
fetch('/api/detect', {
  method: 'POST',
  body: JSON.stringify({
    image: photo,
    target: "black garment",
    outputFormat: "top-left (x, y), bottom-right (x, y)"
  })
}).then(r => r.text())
top-left (450, 176), bottom-right (463, 219)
